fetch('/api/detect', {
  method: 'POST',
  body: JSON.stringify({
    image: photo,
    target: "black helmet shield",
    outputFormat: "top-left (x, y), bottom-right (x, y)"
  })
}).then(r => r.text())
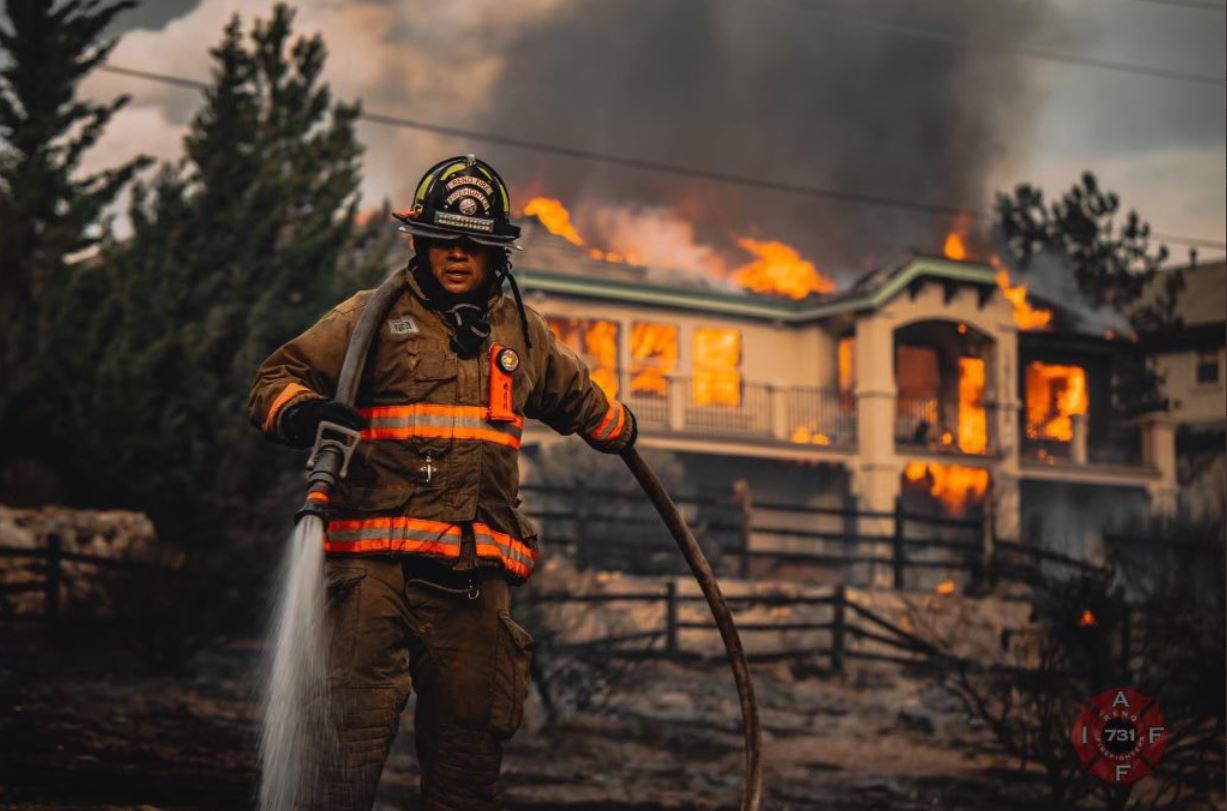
top-left (394, 154), bottom-right (523, 250)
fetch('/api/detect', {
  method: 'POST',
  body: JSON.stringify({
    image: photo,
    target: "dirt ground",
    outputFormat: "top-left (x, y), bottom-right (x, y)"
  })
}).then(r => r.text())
top-left (0, 623), bottom-right (1061, 811)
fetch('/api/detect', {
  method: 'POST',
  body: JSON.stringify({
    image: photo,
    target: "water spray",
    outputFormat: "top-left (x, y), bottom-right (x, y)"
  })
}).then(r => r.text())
top-left (258, 271), bottom-right (404, 811)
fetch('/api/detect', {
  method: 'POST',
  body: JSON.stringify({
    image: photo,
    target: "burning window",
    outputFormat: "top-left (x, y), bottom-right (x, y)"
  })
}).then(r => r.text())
top-left (546, 316), bottom-right (620, 400)
top-left (629, 322), bottom-right (678, 397)
top-left (903, 462), bottom-right (989, 517)
top-left (838, 336), bottom-right (856, 394)
top-left (1025, 362), bottom-right (1087, 442)
top-left (692, 327), bottom-right (741, 407)
top-left (957, 357), bottom-right (987, 454)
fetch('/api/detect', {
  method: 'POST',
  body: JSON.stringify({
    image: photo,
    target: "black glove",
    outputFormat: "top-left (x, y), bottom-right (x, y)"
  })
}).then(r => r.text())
top-left (281, 399), bottom-right (368, 448)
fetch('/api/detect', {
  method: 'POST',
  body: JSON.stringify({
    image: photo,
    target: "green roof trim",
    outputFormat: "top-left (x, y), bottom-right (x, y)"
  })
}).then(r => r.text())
top-left (516, 256), bottom-right (998, 323)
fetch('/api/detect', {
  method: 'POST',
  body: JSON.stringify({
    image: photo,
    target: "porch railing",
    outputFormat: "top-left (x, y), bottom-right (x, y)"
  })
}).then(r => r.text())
top-left (894, 393), bottom-right (997, 455)
top-left (612, 371), bottom-right (856, 448)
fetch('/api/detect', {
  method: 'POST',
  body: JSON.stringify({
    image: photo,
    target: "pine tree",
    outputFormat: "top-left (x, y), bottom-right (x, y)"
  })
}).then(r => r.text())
top-left (0, 0), bottom-right (150, 481)
top-left (67, 5), bottom-right (392, 550)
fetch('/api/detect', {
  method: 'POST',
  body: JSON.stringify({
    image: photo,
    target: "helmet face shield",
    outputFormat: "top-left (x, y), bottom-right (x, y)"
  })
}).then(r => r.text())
top-left (395, 154), bottom-right (522, 249)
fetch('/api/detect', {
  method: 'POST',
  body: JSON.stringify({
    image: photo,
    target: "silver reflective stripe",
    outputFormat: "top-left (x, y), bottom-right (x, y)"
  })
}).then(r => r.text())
top-left (327, 526), bottom-right (462, 545)
top-left (366, 414), bottom-right (522, 439)
top-left (592, 404), bottom-right (623, 441)
top-left (473, 530), bottom-right (534, 568)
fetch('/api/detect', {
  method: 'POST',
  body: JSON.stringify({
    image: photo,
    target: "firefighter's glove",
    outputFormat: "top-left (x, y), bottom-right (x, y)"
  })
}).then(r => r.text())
top-left (282, 399), bottom-right (368, 449)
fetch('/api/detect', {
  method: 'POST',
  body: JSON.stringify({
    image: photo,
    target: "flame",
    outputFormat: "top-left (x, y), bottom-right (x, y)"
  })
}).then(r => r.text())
top-left (1025, 362), bottom-right (1087, 442)
top-left (957, 357), bottom-right (987, 454)
top-left (791, 425), bottom-right (832, 445)
top-left (1078, 609), bottom-right (1097, 628)
top-left (693, 327), bottom-right (741, 407)
top-left (524, 197), bottom-right (585, 246)
top-left (546, 316), bottom-right (620, 399)
top-left (838, 336), bottom-right (855, 393)
top-left (904, 461), bottom-right (989, 516)
top-left (935, 580), bottom-right (957, 596)
top-left (630, 322), bottom-right (678, 396)
top-left (731, 237), bottom-right (835, 300)
top-left (943, 232), bottom-right (968, 261)
top-left (990, 256), bottom-right (1052, 331)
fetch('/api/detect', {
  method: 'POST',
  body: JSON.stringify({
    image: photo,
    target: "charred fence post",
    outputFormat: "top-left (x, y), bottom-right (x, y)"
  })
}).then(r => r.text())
top-left (892, 497), bottom-right (906, 590)
top-left (44, 532), bottom-right (61, 620)
top-left (830, 583), bottom-right (846, 674)
top-left (573, 479), bottom-right (588, 567)
top-left (733, 479), bottom-right (753, 580)
top-left (665, 579), bottom-right (679, 655)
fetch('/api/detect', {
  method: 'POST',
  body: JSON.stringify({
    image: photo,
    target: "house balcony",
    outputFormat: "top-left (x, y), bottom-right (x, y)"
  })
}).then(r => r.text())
top-left (894, 392), bottom-right (998, 457)
top-left (605, 371), bottom-right (858, 451)
top-left (1020, 413), bottom-right (1144, 467)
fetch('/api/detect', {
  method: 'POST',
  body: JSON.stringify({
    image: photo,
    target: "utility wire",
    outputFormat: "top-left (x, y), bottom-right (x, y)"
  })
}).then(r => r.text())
top-left (1134, 0), bottom-right (1225, 12)
top-left (777, 0), bottom-right (1226, 87)
top-left (97, 63), bottom-right (1227, 251)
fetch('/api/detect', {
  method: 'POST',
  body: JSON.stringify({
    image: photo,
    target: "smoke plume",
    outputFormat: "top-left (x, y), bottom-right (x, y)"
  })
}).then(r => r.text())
top-left (476, 0), bottom-right (1069, 282)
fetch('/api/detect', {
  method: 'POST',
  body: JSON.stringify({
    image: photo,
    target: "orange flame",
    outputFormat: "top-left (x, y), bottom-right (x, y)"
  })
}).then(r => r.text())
top-left (791, 425), bottom-right (832, 445)
top-left (693, 327), bottom-right (741, 407)
top-left (838, 336), bottom-right (855, 393)
top-left (1078, 609), bottom-right (1097, 628)
top-left (990, 256), bottom-right (1052, 331)
top-left (630, 322), bottom-right (678, 396)
top-left (957, 357), bottom-right (988, 454)
top-left (731, 238), bottom-right (835, 300)
top-left (524, 197), bottom-right (585, 246)
top-left (547, 316), bottom-right (620, 399)
top-left (904, 461), bottom-right (989, 517)
top-left (943, 232), bottom-right (968, 261)
top-left (935, 580), bottom-right (957, 596)
top-left (1025, 362), bottom-right (1087, 442)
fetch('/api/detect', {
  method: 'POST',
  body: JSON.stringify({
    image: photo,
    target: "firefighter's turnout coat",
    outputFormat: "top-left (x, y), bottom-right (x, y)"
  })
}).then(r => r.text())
top-left (248, 266), bottom-right (634, 583)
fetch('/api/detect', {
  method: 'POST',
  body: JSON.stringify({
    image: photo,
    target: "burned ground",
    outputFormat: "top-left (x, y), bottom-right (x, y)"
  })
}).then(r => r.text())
top-left (0, 623), bottom-right (1062, 811)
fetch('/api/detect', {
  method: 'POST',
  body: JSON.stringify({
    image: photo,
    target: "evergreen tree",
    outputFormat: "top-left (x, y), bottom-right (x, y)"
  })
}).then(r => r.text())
top-left (994, 171), bottom-right (1185, 333)
top-left (0, 0), bottom-right (150, 476)
top-left (65, 4), bottom-right (392, 550)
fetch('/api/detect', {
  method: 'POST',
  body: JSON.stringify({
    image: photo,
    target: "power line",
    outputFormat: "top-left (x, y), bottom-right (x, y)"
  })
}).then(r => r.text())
top-left (97, 63), bottom-right (1227, 251)
top-left (1134, 0), bottom-right (1225, 12)
top-left (777, 0), bottom-right (1226, 87)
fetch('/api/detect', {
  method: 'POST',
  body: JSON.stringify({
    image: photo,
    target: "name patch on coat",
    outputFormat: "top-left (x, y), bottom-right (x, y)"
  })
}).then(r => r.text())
top-left (388, 316), bottom-right (419, 336)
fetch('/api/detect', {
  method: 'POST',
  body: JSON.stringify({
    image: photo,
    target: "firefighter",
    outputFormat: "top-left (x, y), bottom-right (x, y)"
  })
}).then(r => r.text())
top-left (248, 154), bottom-right (636, 810)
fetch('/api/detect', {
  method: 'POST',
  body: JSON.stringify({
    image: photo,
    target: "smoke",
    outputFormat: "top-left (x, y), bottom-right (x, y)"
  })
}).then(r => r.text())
top-left (477, 0), bottom-right (1071, 283)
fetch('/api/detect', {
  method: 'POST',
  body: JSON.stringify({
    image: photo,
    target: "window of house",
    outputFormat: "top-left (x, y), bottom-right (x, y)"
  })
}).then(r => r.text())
top-left (546, 316), bottom-right (620, 399)
top-left (629, 322), bottom-right (678, 397)
top-left (692, 327), bottom-right (741, 407)
top-left (1196, 351), bottom-right (1220, 385)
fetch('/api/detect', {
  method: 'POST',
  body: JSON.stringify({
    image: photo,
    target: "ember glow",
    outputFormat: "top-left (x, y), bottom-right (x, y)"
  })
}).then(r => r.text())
top-left (943, 232), bottom-right (968, 262)
top-left (791, 425), bottom-right (832, 445)
top-left (990, 256), bottom-right (1052, 331)
top-left (935, 580), bottom-right (957, 596)
top-left (904, 461), bottom-right (989, 517)
top-left (1025, 362), bottom-right (1087, 442)
top-left (1078, 609), bottom-right (1098, 628)
top-left (692, 327), bottom-right (741, 407)
top-left (957, 357), bottom-right (987, 454)
top-left (629, 322), bottom-right (678, 396)
top-left (731, 237), bottom-right (835, 300)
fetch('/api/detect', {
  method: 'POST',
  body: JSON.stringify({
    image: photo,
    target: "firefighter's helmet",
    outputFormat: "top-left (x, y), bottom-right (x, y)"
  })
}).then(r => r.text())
top-left (394, 155), bottom-right (522, 249)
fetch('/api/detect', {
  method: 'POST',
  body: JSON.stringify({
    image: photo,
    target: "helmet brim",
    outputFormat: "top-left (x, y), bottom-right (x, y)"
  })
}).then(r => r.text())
top-left (394, 215), bottom-right (524, 251)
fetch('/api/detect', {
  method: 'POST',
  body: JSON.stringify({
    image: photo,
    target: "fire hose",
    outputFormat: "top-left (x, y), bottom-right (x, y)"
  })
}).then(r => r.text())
top-left (295, 270), bottom-right (764, 811)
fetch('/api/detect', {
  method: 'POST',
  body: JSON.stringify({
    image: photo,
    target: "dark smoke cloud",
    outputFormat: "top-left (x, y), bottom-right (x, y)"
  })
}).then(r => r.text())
top-left (476, 0), bottom-right (1069, 282)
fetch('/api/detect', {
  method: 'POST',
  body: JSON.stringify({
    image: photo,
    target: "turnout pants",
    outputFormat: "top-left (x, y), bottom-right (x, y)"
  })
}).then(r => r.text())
top-left (304, 554), bottom-right (535, 811)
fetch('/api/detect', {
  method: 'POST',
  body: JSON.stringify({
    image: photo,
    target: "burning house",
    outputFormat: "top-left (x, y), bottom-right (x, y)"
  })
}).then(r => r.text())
top-left (509, 204), bottom-right (1224, 567)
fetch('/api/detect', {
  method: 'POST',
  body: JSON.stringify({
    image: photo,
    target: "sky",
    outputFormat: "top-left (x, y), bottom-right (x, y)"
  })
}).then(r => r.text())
top-left (74, 0), bottom-right (1227, 287)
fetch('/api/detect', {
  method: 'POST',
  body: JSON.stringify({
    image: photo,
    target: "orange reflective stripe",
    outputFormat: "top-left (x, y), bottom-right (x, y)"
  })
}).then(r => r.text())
top-left (610, 402), bottom-right (627, 441)
top-left (362, 425), bottom-right (521, 448)
top-left (323, 515), bottom-right (536, 578)
top-left (306, 491), bottom-right (329, 504)
top-left (359, 404), bottom-right (522, 424)
top-left (263, 382), bottom-right (312, 433)
top-left (590, 402), bottom-right (618, 439)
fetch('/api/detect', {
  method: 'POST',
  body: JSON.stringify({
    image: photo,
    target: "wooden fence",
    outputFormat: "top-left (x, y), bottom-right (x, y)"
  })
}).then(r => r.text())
top-left (525, 582), bottom-right (952, 673)
top-left (518, 483), bottom-right (1100, 591)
